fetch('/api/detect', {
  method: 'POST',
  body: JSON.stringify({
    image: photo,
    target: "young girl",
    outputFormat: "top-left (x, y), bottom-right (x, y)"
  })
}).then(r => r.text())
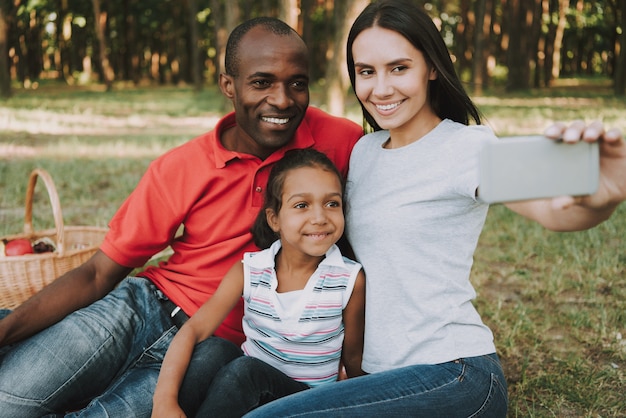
top-left (152, 148), bottom-right (365, 418)
top-left (246, 0), bottom-right (625, 417)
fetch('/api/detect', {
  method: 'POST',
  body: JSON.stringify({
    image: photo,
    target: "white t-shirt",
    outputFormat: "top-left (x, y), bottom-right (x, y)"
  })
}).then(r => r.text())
top-left (346, 119), bottom-right (497, 373)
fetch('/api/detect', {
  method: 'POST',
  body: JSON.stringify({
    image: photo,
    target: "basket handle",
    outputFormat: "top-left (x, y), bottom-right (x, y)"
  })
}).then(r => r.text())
top-left (23, 169), bottom-right (66, 255)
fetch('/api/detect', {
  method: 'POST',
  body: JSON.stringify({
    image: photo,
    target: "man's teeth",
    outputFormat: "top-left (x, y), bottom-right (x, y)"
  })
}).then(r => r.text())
top-left (262, 117), bottom-right (289, 124)
top-left (377, 102), bottom-right (401, 111)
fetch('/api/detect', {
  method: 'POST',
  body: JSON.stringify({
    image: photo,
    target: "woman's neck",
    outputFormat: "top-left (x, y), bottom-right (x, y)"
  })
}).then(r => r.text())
top-left (386, 113), bottom-right (442, 149)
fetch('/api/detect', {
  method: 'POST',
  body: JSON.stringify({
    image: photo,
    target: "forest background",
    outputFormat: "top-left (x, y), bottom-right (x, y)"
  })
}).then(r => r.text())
top-left (1, 0), bottom-right (625, 417)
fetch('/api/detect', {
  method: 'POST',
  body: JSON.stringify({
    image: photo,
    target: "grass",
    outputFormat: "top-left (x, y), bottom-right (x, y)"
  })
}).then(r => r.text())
top-left (1, 80), bottom-right (625, 416)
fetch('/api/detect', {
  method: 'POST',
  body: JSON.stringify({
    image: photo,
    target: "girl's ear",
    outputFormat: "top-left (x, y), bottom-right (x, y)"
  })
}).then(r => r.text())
top-left (266, 208), bottom-right (280, 233)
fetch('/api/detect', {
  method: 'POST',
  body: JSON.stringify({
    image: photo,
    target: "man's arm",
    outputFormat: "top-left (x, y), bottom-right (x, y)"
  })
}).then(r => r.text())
top-left (0, 250), bottom-right (132, 347)
top-left (505, 121), bottom-right (625, 231)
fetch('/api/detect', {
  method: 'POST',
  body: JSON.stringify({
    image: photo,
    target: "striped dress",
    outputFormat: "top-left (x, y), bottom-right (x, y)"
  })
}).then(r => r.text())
top-left (241, 240), bottom-right (362, 387)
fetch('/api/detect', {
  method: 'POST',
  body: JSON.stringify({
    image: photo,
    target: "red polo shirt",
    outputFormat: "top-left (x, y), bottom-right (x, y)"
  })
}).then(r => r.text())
top-left (100, 107), bottom-right (362, 345)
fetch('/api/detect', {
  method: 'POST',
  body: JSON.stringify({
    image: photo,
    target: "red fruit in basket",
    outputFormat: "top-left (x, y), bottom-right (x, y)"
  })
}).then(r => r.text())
top-left (4, 238), bottom-right (34, 256)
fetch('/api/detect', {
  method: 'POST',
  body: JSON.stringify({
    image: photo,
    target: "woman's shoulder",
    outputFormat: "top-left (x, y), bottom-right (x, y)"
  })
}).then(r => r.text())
top-left (353, 130), bottom-right (389, 151)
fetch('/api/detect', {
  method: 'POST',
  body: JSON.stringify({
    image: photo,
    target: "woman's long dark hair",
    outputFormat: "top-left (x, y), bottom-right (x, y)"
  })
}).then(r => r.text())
top-left (346, 0), bottom-right (482, 131)
top-left (251, 148), bottom-right (344, 249)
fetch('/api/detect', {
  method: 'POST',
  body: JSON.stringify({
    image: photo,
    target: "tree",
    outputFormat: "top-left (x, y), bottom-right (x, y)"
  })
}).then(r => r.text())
top-left (471, 0), bottom-right (488, 95)
top-left (506, 0), bottom-right (532, 91)
top-left (325, 0), bottom-right (368, 116)
top-left (186, 0), bottom-right (202, 91)
top-left (92, 0), bottom-right (114, 90)
top-left (612, 0), bottom-right (626, 95)
top-left (0, 0), bottom-right (11, 98)
top-left (551, 0), bottom-right (568, 81)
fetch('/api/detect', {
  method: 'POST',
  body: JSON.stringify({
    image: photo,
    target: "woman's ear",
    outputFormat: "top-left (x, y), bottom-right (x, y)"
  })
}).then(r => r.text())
top-left (429, 67), bottom-right (438, 80)
top-left (266, 208), bottom-right (280, 233)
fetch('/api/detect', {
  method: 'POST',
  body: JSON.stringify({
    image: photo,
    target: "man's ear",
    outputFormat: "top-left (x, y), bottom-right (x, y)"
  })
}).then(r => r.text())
top-left (266, 208), bottom-right (280, 233)
top-left (219, 73), bottom-right (235, 99)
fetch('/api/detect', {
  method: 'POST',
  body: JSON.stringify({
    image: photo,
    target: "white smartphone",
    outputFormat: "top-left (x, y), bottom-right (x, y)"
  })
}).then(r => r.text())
top-left (478, 135), bottom-right (599, 203)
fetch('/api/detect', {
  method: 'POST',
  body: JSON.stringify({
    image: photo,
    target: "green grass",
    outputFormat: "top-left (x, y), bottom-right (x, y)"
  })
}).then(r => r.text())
top-left (1, 81), bottom-right (625, 416)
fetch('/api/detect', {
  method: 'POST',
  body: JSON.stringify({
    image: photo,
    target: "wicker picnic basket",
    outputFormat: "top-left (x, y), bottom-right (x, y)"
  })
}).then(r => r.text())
top-left (0, 169), bottom-right (108, 309)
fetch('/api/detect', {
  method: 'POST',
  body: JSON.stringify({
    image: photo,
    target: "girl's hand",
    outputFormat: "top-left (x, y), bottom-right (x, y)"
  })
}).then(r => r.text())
top-left (151, 398), bottom-right (187, 418)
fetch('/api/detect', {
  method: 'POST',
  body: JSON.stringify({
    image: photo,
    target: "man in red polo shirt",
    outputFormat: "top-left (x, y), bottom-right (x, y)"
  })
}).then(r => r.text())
top-left (0, 17), bottom-right (362, 417)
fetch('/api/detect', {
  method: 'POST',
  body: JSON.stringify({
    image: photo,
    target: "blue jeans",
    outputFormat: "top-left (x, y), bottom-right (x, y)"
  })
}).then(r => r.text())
top-left (0, 277), bottom-right (178, 417)
top-left (245, 353), bottom-right (508, 417)
top-left (179, 337), bottom-right (310, 417)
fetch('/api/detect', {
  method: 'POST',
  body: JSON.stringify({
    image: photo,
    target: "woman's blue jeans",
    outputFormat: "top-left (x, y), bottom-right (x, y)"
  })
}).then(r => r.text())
top-left (245, 353), bottom-right (508, 417)
top-left (179, 337), bottom-right (310, 417)
top-left (0, 277), bottom-right (179, 417)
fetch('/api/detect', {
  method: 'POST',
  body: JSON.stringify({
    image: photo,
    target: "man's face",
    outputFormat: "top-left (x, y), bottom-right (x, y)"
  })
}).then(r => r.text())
top-left (220, 27), bottom-right (310, 159)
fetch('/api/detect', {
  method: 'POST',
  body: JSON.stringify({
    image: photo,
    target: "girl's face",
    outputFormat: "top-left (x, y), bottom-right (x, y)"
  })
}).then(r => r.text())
top-left (267, 166), bottom-right (344, 258)
top-left (352, 26), bottom-right (438, 142)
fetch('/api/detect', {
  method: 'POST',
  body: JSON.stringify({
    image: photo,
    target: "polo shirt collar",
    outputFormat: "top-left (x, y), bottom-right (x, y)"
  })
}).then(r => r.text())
top-left (212, 111), bottom-right (316, 169)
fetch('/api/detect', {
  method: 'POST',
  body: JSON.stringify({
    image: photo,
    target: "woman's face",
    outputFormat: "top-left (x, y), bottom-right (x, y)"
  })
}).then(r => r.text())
top-left (352, 26), bottom-right (438, 141)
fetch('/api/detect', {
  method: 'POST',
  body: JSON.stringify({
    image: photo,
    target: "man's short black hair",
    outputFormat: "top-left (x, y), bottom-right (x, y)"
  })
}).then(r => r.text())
top-left (225, 17), bottom-right (301, 77)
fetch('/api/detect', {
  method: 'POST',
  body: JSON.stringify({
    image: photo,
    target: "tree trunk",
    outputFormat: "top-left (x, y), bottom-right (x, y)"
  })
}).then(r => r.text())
top-left (506, 0), bottom-right (529, 91)
top-left (0, 2), bottom-right (10, 98)
top-left (471, 0), bottom-right (486, 95)
top-left (55, 0), bottom-right (68, 82)
top-left (92, 0), bottom-right (114, 91)
top-left (279, 0), bottom-right (299, 30)
top-left (325, 0), bottom-right (368, 117)
top-left (614, 0), bottom-right (626, 96)
top-left (456, 0), bottom-right (472, 78)
top-left (187, 0), bottom-right (202, 91)
top-left (551, 0), bottom-right (568, 80)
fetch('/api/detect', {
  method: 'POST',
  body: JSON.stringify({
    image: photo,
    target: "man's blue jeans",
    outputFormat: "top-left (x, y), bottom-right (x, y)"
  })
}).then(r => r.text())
top-left (245, 353), bottom-right (508, 417)
top-left (0, 277), bottom-right (179, 417)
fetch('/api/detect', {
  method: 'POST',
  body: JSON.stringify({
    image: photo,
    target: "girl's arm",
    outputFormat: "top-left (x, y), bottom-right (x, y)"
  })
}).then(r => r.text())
top-left (340, 270), bottom-right (366, 378)
top-left (151, 261), bottom-right (245, 418)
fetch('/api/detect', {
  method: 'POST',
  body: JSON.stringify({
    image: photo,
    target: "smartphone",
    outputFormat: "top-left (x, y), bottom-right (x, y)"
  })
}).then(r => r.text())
top-left (478, 135), bottom-right (599, 203)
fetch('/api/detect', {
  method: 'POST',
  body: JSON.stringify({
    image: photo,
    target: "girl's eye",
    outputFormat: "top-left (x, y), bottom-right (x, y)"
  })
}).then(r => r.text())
top-left (326, 200), bottom-right (341, 208)
top-left (294, 202), bottom-right (308, 209)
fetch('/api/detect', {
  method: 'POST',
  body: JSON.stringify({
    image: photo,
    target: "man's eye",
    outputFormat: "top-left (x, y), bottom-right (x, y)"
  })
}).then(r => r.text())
top-left (252, 80), bottom-right (270, 88)
top-left (291, 81), bottom-right (308, 90)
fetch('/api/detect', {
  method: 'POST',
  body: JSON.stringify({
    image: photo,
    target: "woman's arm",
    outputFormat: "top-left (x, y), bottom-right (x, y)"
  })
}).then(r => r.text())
top-left (151, 261), bottom-right (245, 418)
top-left (505, 121), bottom-right (625, 231)
top-left (340, 270), bottom-right (366, 378)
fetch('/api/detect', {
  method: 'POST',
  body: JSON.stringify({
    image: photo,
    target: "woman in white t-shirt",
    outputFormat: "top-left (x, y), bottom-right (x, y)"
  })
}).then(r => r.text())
top-left (246, 1), bottom-right (625, 417)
